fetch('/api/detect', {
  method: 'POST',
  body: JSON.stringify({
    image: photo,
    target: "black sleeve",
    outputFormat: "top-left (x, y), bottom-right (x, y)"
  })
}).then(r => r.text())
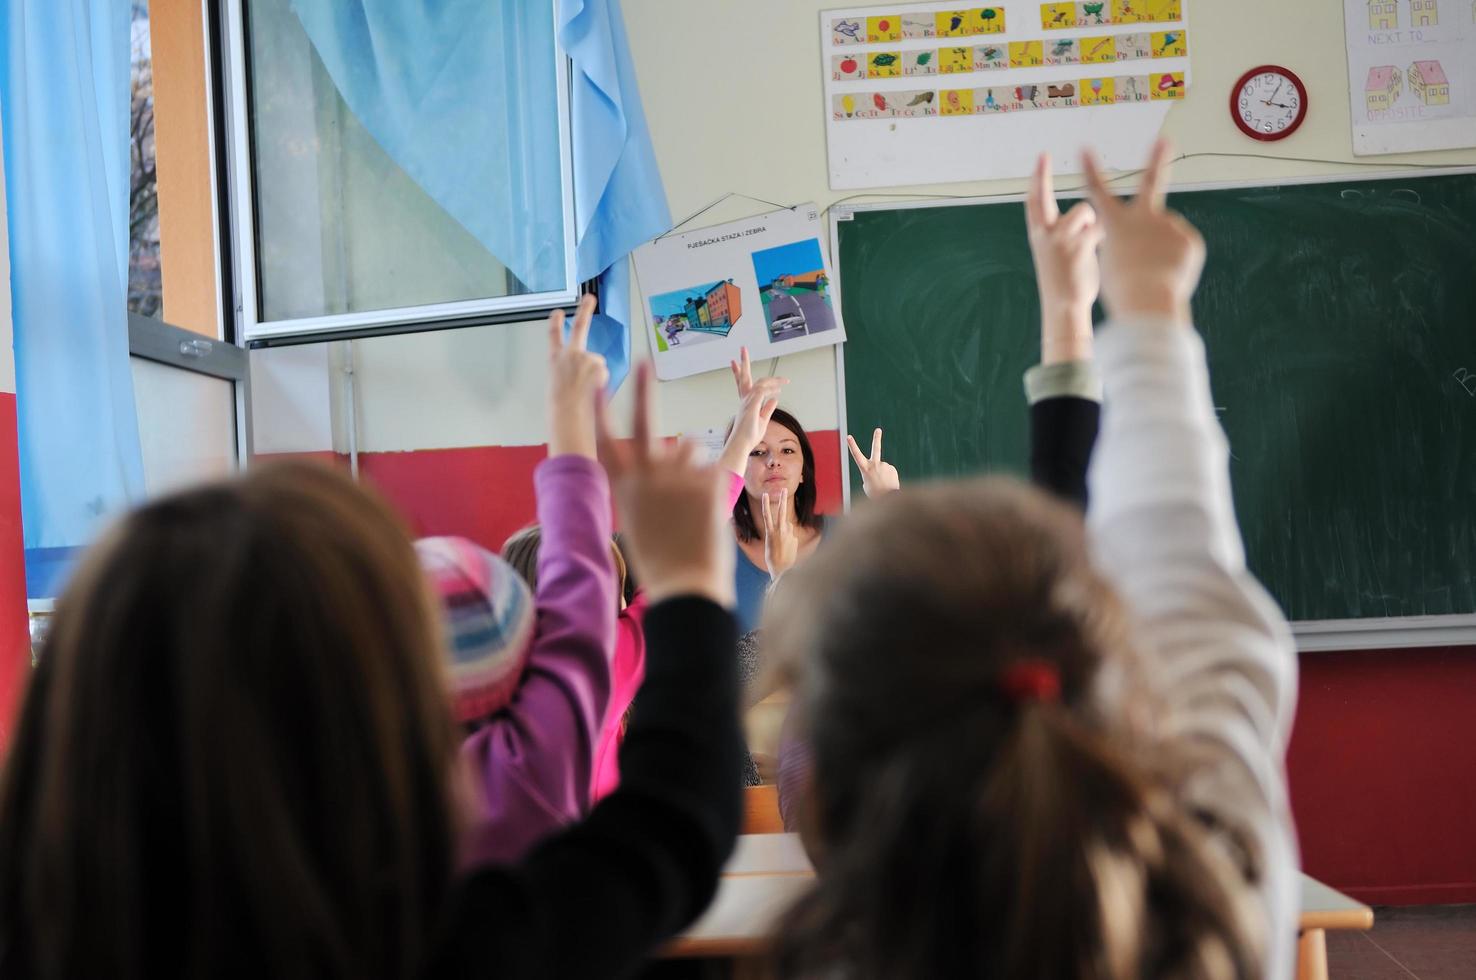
top-left (1029, 396), bottom-right (1101, 511)
top-left (427, 597), bottom-right (744, 980)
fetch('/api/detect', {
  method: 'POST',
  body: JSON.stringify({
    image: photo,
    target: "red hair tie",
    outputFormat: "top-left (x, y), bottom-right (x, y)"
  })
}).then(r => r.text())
top-left (1000, 660), bottom-right (1062, 704)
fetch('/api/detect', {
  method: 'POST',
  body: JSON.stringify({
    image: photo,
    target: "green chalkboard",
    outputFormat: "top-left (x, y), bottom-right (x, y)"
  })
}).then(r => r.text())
top-left (838, 171), bottom-right (1476, 623)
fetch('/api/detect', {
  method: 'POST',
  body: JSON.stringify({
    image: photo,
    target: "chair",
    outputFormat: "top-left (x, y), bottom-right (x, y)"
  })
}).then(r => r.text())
top-left (742, 784), bottom-right (783, 835)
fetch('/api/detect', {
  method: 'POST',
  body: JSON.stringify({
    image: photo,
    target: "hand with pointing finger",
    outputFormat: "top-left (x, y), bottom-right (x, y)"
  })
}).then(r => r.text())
top-left (1081, 140), bottom-right (1205, 325)
top-left (719, 347), bottom-right (788, 476)
top-left (597, 363), bottom-right (733, 606)
top-left (548, 294), bottom-right (610, 460)
top-left (730, 346), bottom-right (786, 401)
top-left (1025, 153), bottom-right (1101, 365)
top-left (761, 489), bottom-right (799, 581)
top-left (847, 428), bottom-right (901, 498)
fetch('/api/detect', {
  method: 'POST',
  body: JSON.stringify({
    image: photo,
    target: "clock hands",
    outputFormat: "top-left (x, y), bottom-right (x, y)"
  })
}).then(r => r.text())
top-left (1261, 80), bottom-right (1291, 109)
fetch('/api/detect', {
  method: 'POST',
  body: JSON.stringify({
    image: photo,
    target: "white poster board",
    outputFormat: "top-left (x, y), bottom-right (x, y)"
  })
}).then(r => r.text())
top-left (632, 206), bottom-right (847, 381)
top-left (1344, 0), bottom-right (1476, 155)
top-left (822, 1), bottom-right (1191, 189)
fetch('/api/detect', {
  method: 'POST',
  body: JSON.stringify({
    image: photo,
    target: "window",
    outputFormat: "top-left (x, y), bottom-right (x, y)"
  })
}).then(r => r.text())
top-left (220, 0), bottom-right (577, 344)
top-left (129, 0), bottom-right (162, 318)
top-left (130, 1), bottom-right (248, 483)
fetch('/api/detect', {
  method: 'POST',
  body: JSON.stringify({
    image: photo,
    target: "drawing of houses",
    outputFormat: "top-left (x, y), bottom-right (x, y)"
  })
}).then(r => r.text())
top-left (1366, 65), bottom-right (1403, 113)
top-left (1409, 60), bottom-right (1450, 105)
top-left (682, 280), bottom-right (742, 336)
top-left (1411, 0), bottom-right (1439, 25)
top-left (1368, 0), bottom-right (1398, 29)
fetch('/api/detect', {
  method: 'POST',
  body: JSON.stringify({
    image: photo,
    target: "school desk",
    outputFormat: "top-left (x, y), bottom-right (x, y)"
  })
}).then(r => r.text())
top-left (663, 834), bottom-right (1374, 980)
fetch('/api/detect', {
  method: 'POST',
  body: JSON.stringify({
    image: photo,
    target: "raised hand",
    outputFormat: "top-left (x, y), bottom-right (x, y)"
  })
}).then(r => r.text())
top-left (730, 346), bottom-right (789, 400)
top-left (548, 294), bottom-right (609, 459)
top-left (597, 363), bottom-right (734, 606)
top-left (720, 346), bottom-right (788, 475)
top-left (1025, 153), bottom-right (1101, 364)
top-left (1081, 140), bottom-right (1205, 324)
top-left (761, 489), bottom-right (799, 581)
top-left (847, 428), bottom-right (901, 498)
top-left (718, 378), bottom-right (787, 476)
top-left (729, 346), bottom-right (759, 400)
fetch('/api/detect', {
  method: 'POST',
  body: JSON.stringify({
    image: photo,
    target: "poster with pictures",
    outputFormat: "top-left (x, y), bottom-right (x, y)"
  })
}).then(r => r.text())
top-left (1343, 0), bottom-right (1476, 155)
top-left (632, 206), bottom-right (846, 381)
top-left (822, 1), bottom-right (1191, 188)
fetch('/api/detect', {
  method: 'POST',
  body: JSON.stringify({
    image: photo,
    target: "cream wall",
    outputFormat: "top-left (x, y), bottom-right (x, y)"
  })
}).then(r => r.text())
top-left (333, 0), bottom-right (1476, 454)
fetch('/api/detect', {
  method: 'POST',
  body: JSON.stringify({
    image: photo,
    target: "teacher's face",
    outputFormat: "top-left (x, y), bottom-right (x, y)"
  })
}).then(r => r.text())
top-left (745, 420), bottom-right (804, 503)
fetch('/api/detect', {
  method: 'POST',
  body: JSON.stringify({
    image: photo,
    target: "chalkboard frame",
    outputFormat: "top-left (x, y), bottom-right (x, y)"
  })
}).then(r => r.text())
top-left (829, 164), bottom-right (1476, 651)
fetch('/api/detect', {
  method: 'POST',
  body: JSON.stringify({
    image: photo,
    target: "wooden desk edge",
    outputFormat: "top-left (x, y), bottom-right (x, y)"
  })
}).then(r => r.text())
top-left (662, 937), bottom-right (769, 960)
top-left (1300, 908), bottom-right (1375, 932)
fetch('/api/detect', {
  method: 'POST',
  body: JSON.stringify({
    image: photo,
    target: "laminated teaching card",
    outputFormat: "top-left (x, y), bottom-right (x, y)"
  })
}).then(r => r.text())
top-left (822, 1), bottom-right (1191, 188)
top-left (1343, 0), bottom-right (1476, 155)
top-left (632, 206), bottom-right (847, 381)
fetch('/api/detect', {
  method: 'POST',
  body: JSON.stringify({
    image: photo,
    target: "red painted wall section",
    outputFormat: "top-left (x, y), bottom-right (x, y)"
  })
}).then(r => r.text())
top-left (357, 443), bottom-right (546, 552)
top-left (1287, 647), bottom-right (1476, 906)
top-left (275, 430), bottom-right (847, 557)
top-left (0, 395), bottom-right (31, 744)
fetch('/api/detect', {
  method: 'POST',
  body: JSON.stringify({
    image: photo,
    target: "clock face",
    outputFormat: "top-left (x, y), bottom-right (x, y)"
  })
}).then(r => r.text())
top-left (1233, 67), bottom-right (1307, 141)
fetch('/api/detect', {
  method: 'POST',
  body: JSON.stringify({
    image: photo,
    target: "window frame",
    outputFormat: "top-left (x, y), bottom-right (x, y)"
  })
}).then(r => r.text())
top-left (128, 312), bottom-right (253, 467)
top-left (214, 0), bottom-right (581, 348)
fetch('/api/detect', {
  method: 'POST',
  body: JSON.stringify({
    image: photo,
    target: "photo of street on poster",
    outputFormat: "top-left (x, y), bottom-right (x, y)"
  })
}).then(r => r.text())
top-left (632, 205), bottom-right (847, 381)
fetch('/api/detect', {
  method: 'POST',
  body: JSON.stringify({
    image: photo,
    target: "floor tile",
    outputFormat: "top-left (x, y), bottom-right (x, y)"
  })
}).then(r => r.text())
top-left (1350, 905), bottom-right (1476, 980)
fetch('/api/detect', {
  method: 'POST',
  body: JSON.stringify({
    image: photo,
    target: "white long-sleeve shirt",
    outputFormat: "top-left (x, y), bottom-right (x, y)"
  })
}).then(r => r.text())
top-left (1089, 317), bottom-right (1301, 980)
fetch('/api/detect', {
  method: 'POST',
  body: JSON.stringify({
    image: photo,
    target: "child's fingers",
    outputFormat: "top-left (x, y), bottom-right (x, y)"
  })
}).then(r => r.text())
top-left (1025, 154), bottom-right (1052, 232)
top-left (595, 391), bottom-right (626, 475)
top-left (1059, 200), bottom-right (1097, 236)
top-left (631, 361), bottom-right (655, 461)
top-left (762, 492), bottom-right (775, 534)
top-left (780, 489), bottom-right (791, 529)
top-left (669, 437), bottom-right (699, 469)
top-left (548, 308), bottom-right (566, 356)
top-left (739, 346), bottom-right (753, 389)
top-left (1137, 139), bottom-right (1174, 212)
top-left (1080, 151), bottom-right (1120, 224)
top-left (568, 294), bottom-right (597, 351)
top-left (846, 434), bottom-right (869, 470)
top-left (870, 428), bottom-right (883, 464)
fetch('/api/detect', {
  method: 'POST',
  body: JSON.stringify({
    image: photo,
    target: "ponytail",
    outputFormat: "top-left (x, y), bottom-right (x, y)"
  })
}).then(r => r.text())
top-left (775, 704), bottom-right (1262, 980)
top-left (763, 478), bottom-right (1268, 980)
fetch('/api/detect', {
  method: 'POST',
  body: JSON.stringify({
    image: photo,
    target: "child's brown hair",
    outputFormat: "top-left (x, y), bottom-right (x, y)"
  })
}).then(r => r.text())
top-left (766, 477), bottom-right (1263, 979)
top-left (0, 462), bottom-right (458, 980)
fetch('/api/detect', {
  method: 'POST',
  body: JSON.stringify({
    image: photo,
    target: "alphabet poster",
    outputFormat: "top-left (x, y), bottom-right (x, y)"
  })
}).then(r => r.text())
top-left (822, 1), bottom-right (1191, 188)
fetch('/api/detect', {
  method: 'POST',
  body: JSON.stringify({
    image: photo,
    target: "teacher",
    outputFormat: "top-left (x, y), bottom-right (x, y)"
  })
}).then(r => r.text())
top-left (717, 348), bottom-right (899, 633)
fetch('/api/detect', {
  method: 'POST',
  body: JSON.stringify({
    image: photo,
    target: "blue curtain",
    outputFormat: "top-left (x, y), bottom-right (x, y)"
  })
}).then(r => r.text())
top-left (293, 0), bottom-right (669, 391)
top-left (557, 0), bottom-right (670, 391)
top-left (290, 0), bottom-right (568, 295)
top-left (0, 0), bottom-right (145, 599)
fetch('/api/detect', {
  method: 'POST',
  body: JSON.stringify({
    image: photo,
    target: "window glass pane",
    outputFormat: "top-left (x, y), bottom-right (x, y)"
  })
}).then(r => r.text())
top-left (131, 357), bottom-right (238, 495)
top-left (129, 0), bottom-right (162, 317)
top-left (244, 0), bottom-right (564, 324)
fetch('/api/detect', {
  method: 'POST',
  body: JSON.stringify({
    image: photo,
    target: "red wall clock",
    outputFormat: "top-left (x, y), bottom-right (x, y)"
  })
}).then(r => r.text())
top-left (1231, 65), bottom-right (1308, 142)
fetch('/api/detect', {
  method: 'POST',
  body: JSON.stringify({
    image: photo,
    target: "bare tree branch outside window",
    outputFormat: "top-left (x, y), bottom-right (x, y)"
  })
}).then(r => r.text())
top-left (129, 0), bottom-right (162, 318)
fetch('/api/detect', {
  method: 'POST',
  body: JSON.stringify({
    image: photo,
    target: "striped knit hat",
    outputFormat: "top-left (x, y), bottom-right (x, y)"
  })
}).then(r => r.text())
top-left (415, 536), bottom-right (536, 724)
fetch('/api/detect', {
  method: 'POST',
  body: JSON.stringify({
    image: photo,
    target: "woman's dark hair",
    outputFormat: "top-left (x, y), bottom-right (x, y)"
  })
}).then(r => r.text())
top-left (0, 462), bottom-right (457, 980)
top-left (764, 478), bottom-right (1263, 980)
top-left (732, 407), bottom-right (822, 543)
